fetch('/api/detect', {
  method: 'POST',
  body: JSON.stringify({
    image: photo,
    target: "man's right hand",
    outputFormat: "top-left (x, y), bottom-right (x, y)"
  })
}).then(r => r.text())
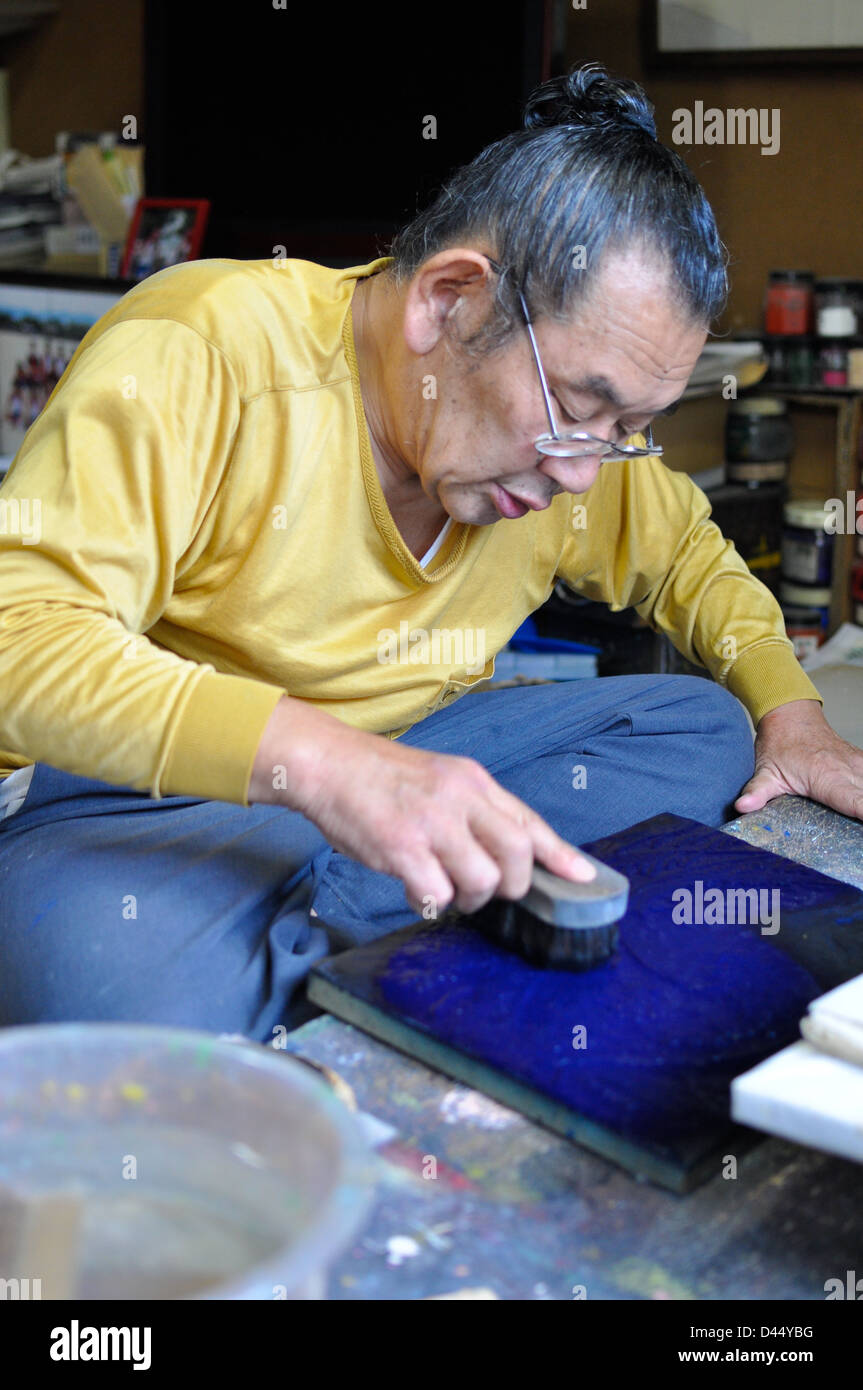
top-left (248, 695), bottom-right (596, 918)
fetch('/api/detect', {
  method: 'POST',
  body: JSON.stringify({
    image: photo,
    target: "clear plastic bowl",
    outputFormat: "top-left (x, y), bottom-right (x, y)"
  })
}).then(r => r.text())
top-left (0, 1023), bottom-right (376, 1299)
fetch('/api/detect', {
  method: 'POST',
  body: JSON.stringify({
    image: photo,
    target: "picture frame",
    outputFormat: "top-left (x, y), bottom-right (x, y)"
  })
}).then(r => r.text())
top-left (120, 198), bottom-right (210, 282)
top-left (647, 0), bottom-right (863, 67)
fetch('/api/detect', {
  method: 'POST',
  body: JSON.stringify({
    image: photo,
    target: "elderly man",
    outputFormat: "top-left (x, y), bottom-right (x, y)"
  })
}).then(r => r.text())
top-left (0, 66), bottom-right (859, 1038)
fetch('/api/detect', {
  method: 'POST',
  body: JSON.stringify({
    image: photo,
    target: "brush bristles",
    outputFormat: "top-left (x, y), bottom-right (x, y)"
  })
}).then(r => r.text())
top-left (475, 902), bottom-right (619, 971)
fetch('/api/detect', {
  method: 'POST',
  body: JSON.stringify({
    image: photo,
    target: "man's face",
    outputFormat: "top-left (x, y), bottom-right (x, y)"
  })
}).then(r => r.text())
top-left (412, 251), bottom-right (708, 525)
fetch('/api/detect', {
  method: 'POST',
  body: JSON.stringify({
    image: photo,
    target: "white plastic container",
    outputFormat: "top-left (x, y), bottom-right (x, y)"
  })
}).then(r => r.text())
top-left (0, 1023), bottom-right (375, 1299)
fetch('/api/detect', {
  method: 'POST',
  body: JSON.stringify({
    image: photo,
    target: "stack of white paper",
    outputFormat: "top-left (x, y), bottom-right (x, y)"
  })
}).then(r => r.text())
top-left (732, 975), bottom-right (863, 1164)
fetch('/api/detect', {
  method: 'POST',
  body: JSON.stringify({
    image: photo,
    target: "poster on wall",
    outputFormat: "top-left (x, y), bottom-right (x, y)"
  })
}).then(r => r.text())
top-left (653, 0), bottom-right (863, 59)
top-left (0, 283), bottom-right (120, 465)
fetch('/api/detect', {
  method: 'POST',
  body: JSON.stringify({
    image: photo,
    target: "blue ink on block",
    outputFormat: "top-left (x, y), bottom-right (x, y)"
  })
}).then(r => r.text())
top-left (311, 815), bottom-right (863, 1171)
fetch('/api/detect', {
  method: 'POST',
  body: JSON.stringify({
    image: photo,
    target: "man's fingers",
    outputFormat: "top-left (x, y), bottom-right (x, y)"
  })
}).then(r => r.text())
top-left (466, 804), bottom-right (535, 901)
top-left (435, 833), bottom-right (507, 915)
top-left (529, 813), bottom-right (597, 882)
top-left (398, 836), bottom-right (503, 919)
top-left (478, 779), bottom-right (597, 885)
top-left (734, 767), bottom-right (784, 813)
top-left (382, 757), bottom-right (604, 918)
top-left (807, 758), bottom-right (863, 824)
top-left (398, 851), bottom-right (456, 920)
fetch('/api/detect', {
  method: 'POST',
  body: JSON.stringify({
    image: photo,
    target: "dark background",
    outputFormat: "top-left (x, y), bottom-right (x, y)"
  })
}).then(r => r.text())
top-left (143, 0), bottom-right (557, 265)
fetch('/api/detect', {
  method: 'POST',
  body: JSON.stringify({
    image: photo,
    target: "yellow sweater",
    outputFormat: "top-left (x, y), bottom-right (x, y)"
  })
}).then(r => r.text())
top-left (0, 255), bottom-right (821, 807)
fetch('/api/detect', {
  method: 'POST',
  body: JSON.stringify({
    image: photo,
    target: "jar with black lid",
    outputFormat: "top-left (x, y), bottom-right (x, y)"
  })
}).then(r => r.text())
top-left (725, 397), bottom-right (794, 484)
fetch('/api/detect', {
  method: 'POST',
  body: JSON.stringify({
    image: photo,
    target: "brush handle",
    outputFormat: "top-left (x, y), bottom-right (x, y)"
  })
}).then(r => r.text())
top-left (525, 853), bottom-right (630, 928)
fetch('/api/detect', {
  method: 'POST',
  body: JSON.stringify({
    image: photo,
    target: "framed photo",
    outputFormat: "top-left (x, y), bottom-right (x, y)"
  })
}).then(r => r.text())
top-left (648, 0), bottom-right (863, 66)
top-left (121, 198), bottom-right (210, 282)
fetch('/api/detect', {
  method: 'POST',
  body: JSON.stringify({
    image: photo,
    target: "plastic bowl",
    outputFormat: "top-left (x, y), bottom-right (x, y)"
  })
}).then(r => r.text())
top-left (0, 1023), bottom-right (375, 1299)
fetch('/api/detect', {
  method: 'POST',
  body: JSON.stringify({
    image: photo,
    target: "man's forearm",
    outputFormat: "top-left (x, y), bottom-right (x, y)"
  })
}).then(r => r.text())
top-left (248, 694), bottom-right (358, 810)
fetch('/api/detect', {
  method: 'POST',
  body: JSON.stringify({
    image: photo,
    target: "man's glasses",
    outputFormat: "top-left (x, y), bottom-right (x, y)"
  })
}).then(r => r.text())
top-left (484, 257), bottom-right (663, 462)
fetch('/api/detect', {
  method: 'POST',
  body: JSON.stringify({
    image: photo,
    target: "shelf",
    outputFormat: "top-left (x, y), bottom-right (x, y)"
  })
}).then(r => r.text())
top-left (781, 394), bottom-right (862, 634)
top-left (665, 378), bottom-right (861, 637)
top-left (751, 387), bottom-right (863, 403)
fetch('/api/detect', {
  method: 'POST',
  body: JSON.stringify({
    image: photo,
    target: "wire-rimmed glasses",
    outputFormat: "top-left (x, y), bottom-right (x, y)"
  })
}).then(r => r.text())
top-left (484, 257), bottom-right (663, 462)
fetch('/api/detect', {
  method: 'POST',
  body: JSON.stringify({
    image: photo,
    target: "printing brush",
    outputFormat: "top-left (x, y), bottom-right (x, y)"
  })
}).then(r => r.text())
top-left (473, 851), bottom-right (629, 970)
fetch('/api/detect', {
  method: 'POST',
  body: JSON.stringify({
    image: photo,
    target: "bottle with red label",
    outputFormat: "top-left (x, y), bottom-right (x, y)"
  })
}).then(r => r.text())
top-left (765, 270), bottom-right (815, 336)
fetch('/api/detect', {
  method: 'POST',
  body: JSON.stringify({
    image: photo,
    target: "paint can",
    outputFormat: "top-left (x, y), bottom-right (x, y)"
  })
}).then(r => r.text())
top-left (785, 337), bottom-right (815, 388)
top-left (765, 270), bottom-right (814, 336)
top-left (815, 278), bottom-right (858, 337)
top-left (725, 397), bottom-right (793, 485)
top-left (765, 337), bottom-right (814, 388)
top-left (781, 603), bottom-right (826, 662)
top-left (780, 580), bottom-right (831, 634)
top-left (727, 459), bottom-right (788, 484)
top-left (781, 500), bottom-right (834, 586)
top-left (818, 340), bottom-right (849, 388)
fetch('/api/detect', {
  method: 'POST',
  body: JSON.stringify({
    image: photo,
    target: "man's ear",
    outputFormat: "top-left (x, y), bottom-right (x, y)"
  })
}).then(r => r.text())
top-left (402, 251), bottom-right (496, 356)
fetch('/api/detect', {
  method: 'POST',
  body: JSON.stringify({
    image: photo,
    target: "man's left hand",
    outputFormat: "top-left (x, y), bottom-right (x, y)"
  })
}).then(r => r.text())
top-left (735, 698), bottom-right (863, 822)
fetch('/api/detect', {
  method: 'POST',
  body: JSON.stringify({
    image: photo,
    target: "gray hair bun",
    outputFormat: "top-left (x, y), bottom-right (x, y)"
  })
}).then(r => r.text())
top-left (524, 63), bottom-right (657, 140)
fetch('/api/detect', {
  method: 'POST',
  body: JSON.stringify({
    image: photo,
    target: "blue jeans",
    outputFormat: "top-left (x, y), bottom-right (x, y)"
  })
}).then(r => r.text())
top-left (0, 676), bottom-right (754, 1040)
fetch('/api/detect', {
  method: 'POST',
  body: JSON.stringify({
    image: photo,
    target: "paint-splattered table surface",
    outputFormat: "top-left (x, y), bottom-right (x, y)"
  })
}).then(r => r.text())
top-left (286, 795), bottom-right (863, 1300)
top-left (723, 795), bottom-right (863, 892)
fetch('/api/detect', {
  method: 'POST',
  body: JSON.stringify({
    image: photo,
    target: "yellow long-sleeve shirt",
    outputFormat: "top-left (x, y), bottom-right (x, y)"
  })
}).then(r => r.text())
top-left (0, 254), bottom-right (821, 808)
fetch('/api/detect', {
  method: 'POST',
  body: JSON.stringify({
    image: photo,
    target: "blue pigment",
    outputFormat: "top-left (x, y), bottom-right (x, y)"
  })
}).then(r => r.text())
top-left (319, 816), bottom-right (863, 1158)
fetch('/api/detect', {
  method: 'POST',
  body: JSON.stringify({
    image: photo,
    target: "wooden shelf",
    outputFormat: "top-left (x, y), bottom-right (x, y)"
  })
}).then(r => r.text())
top-left (662, 386), bottom-right (862, 636)
top-left (757, 387), bottom-right (863, 402)
top-left (766, 392), bottom-right (861, 633)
